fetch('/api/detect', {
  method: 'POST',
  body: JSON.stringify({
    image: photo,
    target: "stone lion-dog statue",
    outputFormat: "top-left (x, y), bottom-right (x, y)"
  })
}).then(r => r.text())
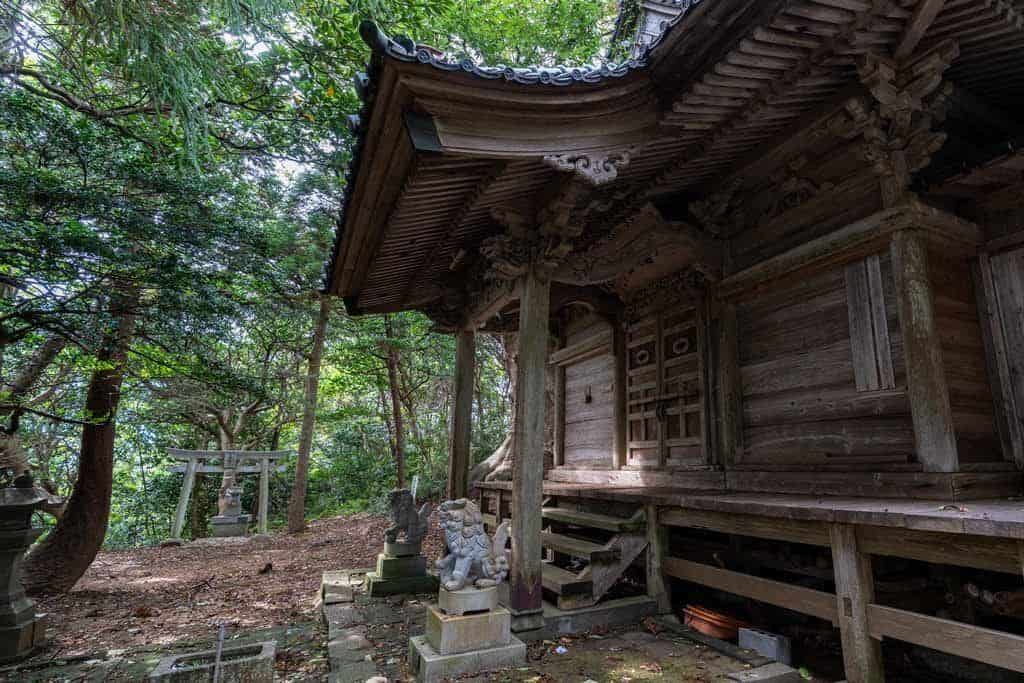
top-left (435, 498), bottom-right (510, 591)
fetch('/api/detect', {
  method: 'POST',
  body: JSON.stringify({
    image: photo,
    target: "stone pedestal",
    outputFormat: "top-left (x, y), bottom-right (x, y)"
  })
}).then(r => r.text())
top-left (410, 587), bottom-right (525, 682)
top-left (210, 513), bottom-right (250, 538)
top-left (0, 488), bottom-right (50, 663)
top-left (365, 541), bottom-right (438, 597)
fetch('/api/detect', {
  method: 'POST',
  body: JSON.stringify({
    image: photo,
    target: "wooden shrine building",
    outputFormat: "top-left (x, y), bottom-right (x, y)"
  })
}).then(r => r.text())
top-left (327, 1), bottom-right (1024, 680)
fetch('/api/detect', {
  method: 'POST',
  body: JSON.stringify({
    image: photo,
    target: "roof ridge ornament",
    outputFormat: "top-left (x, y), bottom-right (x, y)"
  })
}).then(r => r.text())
top-left (542, 147), bottom-right (638, 186)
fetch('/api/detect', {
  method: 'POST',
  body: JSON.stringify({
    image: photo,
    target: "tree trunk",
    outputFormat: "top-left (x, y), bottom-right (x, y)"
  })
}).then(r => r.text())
top-left (23, 293), bottom-right (136, 595)
top-left (384, 315), bottom-right (406, 489)
top-left (287, 295), bottom-right (331, 533)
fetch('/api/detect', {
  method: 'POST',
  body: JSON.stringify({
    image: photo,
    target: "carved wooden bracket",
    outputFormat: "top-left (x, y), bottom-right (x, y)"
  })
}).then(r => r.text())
top-left (542, 147), bottom-right (637, 186)
top-left (555, 203), bottom-right (721, 286)
top-left (854, 41), bottom-right (959, 206)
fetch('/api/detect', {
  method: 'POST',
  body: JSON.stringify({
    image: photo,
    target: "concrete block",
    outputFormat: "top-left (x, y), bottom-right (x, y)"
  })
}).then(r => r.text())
top-left (425, 605), bottom-right (511, 655)
top-left (438, 586), bottom-right (497, 616)
top-left (209, 514), bottom-right (250, 538)
top-left (375, 553), bottom-right (426, 579)
top-left (544, 595), bottom-right (658, 636)
top-left (408, 634), bottom-right (525, 683)
top-left (384, 540), bottom-right (422, 557)
top-left (727, 662), bottom-right (803, 683)
top-left (0, 612), bottom-right (46, 663)
top-left (739, 628), bottom-right (792, 665)
top-left (365, 572), bottom-right (439, 597)
top-left (149, 641), bottom-right (275, 682)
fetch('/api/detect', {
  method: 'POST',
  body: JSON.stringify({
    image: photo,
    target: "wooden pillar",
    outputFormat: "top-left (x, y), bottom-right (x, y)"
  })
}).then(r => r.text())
top-left (831, 524), bottom-right (885, 683)
top-left (716, 303), bottom-right (743, 468)
top-left (448, 329), bottom-right (476, 499)
top-left (645, 505), bottom-right (672, 613)
top-left (509, 264), bottom-right (550, 632)
top-left (891, 231), bottom-right (958, 472)
top-left (613, 321), bottom-right (628, 468)
top-left (258, 457), bottom-right (270, 534)
top-left (553, 361), bottom-right (565, 467)
top-left (170, 458), bottom-right (199, 540)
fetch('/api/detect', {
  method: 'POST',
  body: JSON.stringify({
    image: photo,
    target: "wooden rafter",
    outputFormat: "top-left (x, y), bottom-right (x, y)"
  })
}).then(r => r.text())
top-left (399, 161), bottom-right (507, 308)
top-left (895, 0), bottom-right (945, 60)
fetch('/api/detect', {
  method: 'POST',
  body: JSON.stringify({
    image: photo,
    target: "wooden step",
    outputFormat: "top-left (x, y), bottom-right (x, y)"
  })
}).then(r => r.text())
top-left (541, 563), bottom-right (592, 596)
top-left (541, 507), bottom-right (645, 533)
top-left (540, 531), bottom-right (619, 563)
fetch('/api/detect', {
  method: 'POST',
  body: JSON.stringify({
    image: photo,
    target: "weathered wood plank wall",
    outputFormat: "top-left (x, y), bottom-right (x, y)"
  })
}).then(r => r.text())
top-left (736, 262), bottom-right (914, 468)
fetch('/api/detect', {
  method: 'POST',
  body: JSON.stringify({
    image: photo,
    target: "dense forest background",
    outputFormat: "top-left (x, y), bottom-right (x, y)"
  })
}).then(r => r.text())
top-left (0, 0), bottom-right (632, 587)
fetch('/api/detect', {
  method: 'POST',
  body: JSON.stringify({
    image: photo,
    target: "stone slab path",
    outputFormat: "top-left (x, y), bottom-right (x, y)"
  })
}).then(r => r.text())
top-left (319, 569), bottom-right (803, 682)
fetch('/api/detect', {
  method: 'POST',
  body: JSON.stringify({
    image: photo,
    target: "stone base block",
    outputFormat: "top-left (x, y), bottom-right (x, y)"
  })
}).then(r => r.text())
top-left (0, 613), bottom-right (46, 664)
top-left (149, 641), bottom-right (275, 682)
top-left (739, 627), bottom-right (792, 665)
top-left (509, 606), bottom-right (545, 633)
top-left (409, 634), bottom-right (525, 683)
top-left (425, 605), bottom-right (510, 655)
top-left (438, 586), bottom-right (497, 616)
top-left (375, 553), bottom-right (426, 579)
top-left (384, 540), bottom-right (421, 557)
top-left (365, 572), bottom-right (438, 597)
top-left (210, 514), bottom-right (250, 538)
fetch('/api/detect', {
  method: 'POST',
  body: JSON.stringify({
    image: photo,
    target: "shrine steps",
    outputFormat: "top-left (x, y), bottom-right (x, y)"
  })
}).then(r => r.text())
top-left (540, 506), bottom-right (648, 610)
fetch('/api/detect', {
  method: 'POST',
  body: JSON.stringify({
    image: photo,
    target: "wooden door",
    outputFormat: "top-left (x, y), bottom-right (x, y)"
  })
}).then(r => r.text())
top-left (626, 305), bottom-right (706, 468)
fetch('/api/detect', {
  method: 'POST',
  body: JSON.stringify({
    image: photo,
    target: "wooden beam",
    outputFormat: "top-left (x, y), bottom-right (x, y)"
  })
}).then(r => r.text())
top-left (169, 458), bottom-right (199, 540)
top-left (830, 523), bottom-right (885, 683)
top-left (448, 330), bottom-right (475, 499)
top-left (660, 508), bottom-right (830, 547)
top-left (663, 556), bottom-right (838, 624)
top-left (646, 506), bottom-right (671, 613)
top-left (894, 0), bottom-right (945, 61)
top-left (258, 457), bottom-right (270, 535)
top-left (891, 230), bottom-right (958, 473)
top-left (868, 604), bottom-right (1024, 673)
top-left (509, 264), bottom-right (550, 631)
top-left (858, 525), bottom-right (1021, 575)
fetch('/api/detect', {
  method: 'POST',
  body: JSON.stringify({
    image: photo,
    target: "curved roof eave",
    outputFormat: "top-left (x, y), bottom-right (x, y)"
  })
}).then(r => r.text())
top-left (325, 11), bottom-right (698, 301)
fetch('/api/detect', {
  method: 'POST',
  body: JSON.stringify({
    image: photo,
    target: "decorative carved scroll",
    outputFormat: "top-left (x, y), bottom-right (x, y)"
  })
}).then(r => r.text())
top-left (542, 147), bottom-right (637, 185)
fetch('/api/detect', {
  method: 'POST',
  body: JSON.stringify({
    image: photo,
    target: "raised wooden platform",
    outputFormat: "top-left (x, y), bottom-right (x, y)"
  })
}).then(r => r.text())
top-left (477, 480), bottom-right (1024, 539)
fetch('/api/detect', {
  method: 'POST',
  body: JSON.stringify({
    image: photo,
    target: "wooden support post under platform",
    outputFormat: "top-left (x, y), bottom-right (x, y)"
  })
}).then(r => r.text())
top-left (170, 458), bottom-right (199, 540)
top-left (831, 523), bottom-right (884, 683)
top-left (258, 456), bottom-right (270, 534)
top-left (448, 329), bottom-right (475, 499)
top-left (509, 265), bottom-right (550, 633)
top-left (891, 231), bottom-right (958, 473)
top-left (645, 505), bottom-right (671, 613)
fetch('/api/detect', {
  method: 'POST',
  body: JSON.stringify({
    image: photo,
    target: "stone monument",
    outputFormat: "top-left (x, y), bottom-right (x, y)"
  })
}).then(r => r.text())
top-left (210, 463), bottom-right (250, 538)
top-left (0, 478), bottom-right (54, 662)
top-left (409, 498), bottom-right (525, 682)
top-left (365, 489), bottom-right (438, 596)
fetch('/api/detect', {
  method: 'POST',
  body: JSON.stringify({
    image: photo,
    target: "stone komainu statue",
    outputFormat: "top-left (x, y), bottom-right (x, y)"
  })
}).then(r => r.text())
top-left (435, 498), bottom-right (510, 591)
top-left (385, 488), bottom-right (431, 545)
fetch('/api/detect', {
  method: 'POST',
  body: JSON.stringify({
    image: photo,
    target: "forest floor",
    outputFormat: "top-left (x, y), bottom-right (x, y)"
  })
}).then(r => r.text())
top-left (1, 513), bottom-right (817, 682)
top-left (4, 513), bottom-right (439, 681)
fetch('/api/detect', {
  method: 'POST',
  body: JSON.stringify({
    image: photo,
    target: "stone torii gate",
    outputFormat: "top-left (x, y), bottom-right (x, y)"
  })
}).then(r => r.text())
top-left (167, 449), bottom-right (289, 540)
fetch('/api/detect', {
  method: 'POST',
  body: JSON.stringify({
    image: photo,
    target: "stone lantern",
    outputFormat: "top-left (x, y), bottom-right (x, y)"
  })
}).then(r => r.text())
top-left (0, 483), bottom-right (49, 662)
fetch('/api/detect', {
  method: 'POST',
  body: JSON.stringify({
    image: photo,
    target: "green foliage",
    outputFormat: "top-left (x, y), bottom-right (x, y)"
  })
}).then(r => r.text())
top-left (1, 0), bottom-right (617, 549)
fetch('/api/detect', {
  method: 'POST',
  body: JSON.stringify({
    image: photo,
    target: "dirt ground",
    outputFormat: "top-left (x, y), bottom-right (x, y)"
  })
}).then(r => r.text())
top-left (1, 513), bottom-right (816, 682)
top-left (33, 513), bottom-right (444, 657)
